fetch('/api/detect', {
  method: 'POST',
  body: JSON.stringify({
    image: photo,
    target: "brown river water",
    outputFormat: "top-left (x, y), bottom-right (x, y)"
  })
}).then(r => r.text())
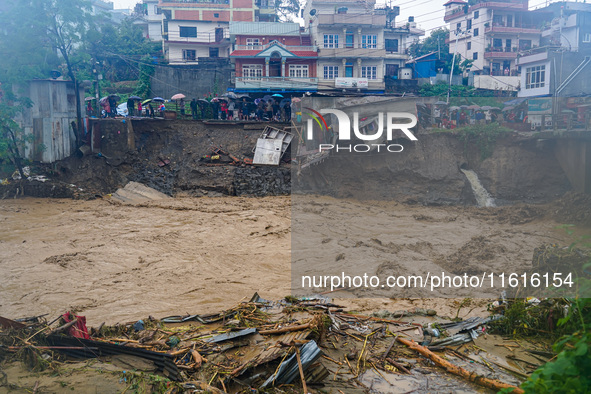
top-left (0, 196), bottom-right (575, 325)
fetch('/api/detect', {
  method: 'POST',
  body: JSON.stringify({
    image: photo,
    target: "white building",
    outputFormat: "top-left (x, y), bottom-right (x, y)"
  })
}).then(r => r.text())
top-left (444, 0), bottom-right (547, 91)
top-left (131, 0), bottom-right (163, 41)
top-left (303, 0), bottom-right (422, 92)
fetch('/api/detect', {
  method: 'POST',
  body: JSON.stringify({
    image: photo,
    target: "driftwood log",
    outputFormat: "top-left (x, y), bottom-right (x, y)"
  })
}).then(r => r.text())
top-left (397, 337), bottom-right (524, 394)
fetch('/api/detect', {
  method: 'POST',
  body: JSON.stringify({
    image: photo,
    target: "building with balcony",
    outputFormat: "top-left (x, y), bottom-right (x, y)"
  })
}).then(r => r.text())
top-left (159, 0), bottom-right (272, 64)
top-left (517, 3), bottom-right (591, 98)
top-left (131, 0), bottom-right (164, 41)
top-left (444, 0), bottom-right (549, 80)
top-left (230, 22), bottom-right (318, 92)
top-left (303, 0), bottom-right (421, 92)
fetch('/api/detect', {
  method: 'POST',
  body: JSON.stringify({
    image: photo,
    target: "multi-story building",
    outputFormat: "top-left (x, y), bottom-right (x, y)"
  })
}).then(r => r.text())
top-left (230, 22), bottom-right (318, 93)
top-left (303, 0), bottom-right (422, 92)
top-left (91, 0), bottom-right (129, 24)
top-left (384, 16), bottom-right (425, 81)
top-left (517, 2), bottom-right (591, 98)
top-left (158, 0), bottom-right (275, 64)
top-left (444, 0), bottom-right (549, 90)
top-left (131, 0), bottom-right (164, 41)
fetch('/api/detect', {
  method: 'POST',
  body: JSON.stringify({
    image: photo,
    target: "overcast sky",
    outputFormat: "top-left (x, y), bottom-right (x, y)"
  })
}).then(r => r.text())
top-left (110, 0), bottom-right (556, 37)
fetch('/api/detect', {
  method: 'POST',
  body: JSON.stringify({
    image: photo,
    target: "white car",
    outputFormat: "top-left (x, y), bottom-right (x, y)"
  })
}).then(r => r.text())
top-left (117, 102), bottom-right (128, 116)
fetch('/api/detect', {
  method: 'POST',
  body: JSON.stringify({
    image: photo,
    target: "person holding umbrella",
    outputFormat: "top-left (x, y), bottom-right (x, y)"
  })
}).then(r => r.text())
top-left (137, 100), bottom-right (143, 117)
top-left (127, 96), bottom-right (135, 116)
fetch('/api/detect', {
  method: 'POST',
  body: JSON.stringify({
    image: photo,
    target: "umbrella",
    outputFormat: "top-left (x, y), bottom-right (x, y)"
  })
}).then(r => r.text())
top-left (490, 106), bottom-right (502, 111)
top-left (152, 97), bottom-right (165, 102)
top-left (171, 93), bottom-right (186, 100)
top-left (129, 95), bottom-right (142, 100)
top-left (222, 92), bottom-right (238, 99)
top-left (254, 98), bottom-right (262, 105)
top-left (460, 105), bottom-right (469, 109)
top-left (99, 96), bottom-right (109, 104)
top-left (280, 98), bottom-right (291, 107)
top-left (272, 93), bottom-right (284, 98)
top-left (434, 100), bottom-right (447, 105)
top-left (467, 105), bottom-right (480, 110)
top-left (262, 95), bottom-right (273, 102)
top-left (197, 99), bottom-right (210, 103)
top-left (108, 94), bottom-right (121, 100)
top-left (291, 97), bottom-right (301, 102)
top-left (84, 97), bottom-right (95, 101)
top-left (449, 106), bottom-right (460, 111)
top-left (142, 99), bottom-right (152, 105)
top-left (481, 105), bottom-right (493, 110)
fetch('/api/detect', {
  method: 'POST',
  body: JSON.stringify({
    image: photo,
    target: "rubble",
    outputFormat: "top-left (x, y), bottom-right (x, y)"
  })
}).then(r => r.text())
top-left (0, 295), bottom-right (538, 393)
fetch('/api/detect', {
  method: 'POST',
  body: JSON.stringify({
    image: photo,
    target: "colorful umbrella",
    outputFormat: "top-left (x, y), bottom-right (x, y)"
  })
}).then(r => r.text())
top-left (153, 97), bottom-right (165, 102)
top-left (171, 93), bottom-right (186, 100)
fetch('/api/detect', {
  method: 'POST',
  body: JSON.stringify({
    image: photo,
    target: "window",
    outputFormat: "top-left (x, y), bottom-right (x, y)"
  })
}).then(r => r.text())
top-left (467, 41), bottom-right (471, 50)
top-left (506, 15), bottom-right (513, 27)
top-left (345, 64), bottom-right (353, 77)
top-left (526, 65), bottom-right (545, 89)
top-left (182, 49), bottom-right (196, 61)
top-left (213, 13), bottom-right (219, 17)
top-left (209, 47), bottom-right (219, 57)
top-left (584, 33), bottom-right (591, 43)
top-left (242, 64), bottom-right (263, 78)
top-left (323, 65), bottom-right (339, 79)
top-left (361, 66), bottom-right (377, 79)
top-left (474, 10), bottom-right (479, 19)
top-left (473, 52), bottom-right (478, 60)
top-left (323, 34), bottom-right (339, 48)
top-left (467, 19), bottom-right (472, 30)
top-left (179, 26), bottom-right (197, 38)
top-left (493, 38), bottom-right (502, 48)
top-left (345, 32), bottom-right (354, 48)
top-left (385, 38), bottom-right (399, 52)
top-left (289, 64), bottom-right (309, 78)
top-left (246, 38), bottom-right (261, 48)
top-left (519, 39), bottom-right (532, 50)
top-left (456, 22), bottom-right (461, 31)
top-left (362, 35), bottom-right (377, 49)
top-left (473, 28), bottom-right (479, 37)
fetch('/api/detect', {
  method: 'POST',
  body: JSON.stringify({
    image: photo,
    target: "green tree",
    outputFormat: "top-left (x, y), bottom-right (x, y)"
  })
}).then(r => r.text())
top-left (275, 0), bottom-right (300, 21)
top-left (42, 0), bottom-right (95, 147)
top-left (0, 0), bottom-right (95, 148)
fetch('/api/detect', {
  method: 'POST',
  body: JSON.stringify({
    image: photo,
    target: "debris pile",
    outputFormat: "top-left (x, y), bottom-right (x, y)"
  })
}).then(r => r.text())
top-left (1, 294), bottom-right (546, 393)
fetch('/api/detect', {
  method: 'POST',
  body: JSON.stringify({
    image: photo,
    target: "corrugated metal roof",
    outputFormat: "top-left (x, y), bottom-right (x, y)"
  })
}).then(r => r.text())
top-left (230, 21), bottom-right (301, 36)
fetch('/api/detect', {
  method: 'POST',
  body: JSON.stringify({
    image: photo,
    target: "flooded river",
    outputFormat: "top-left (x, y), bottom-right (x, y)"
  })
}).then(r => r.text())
top-left (0, 196), bottom-right (575, 324)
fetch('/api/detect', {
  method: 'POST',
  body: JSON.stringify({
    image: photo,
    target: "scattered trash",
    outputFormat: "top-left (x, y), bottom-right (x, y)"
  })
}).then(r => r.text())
top-left (0, 295), bottom-right (540, 393)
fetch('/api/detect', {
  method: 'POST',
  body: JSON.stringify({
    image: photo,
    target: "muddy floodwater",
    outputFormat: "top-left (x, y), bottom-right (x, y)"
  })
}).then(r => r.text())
top-left (0, 196), bottom-right (577, 325)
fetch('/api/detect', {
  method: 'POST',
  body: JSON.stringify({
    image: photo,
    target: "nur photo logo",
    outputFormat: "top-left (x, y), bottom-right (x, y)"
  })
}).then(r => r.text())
top-left (304, 108), bottom-right (418, 153)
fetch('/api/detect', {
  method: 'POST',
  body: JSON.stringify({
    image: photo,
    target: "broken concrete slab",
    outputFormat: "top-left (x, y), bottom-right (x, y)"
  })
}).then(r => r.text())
top-left (110, 181), bottom-right (170, 204)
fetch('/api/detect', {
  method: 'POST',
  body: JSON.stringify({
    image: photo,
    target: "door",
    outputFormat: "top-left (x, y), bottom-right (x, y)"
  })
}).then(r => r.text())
top-left (345, 64), bottom-right (353, 77)
top-left (269, 60), bottom-right (281, 76)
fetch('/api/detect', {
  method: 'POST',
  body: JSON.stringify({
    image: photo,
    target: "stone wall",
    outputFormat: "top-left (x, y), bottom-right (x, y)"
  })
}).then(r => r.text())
top-left (150, 59), bottom-right (234, 100)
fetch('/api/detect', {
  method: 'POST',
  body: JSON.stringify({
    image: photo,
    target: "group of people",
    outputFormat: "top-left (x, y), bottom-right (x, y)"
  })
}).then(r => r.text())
top-left (187, 97), bottom-right (292, 122)
top-left (126, 97), bottom-right (166, 118)
top-left (89, 94), bottom-right (294, 122)
top-left (433, 107), bottom-right (499, 129)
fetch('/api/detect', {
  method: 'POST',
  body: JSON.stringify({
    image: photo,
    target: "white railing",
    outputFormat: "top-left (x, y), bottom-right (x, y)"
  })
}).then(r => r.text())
top-left (233, 43), bottom-right (317, 52)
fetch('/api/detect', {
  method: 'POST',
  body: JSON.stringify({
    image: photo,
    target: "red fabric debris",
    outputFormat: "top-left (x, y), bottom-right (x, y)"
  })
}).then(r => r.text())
top-left (62, 312), bottom-right (90, 339)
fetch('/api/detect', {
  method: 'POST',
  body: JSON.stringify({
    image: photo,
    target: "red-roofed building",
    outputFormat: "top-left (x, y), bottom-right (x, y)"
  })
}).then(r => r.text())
top-left (159, 0), bottom-right (276, 64)
top-left (230, 22), bottom-right (318, 92)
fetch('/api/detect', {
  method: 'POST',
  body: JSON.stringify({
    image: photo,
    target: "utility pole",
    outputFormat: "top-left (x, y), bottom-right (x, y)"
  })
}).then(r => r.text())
top-left (93, 60), bottom-right (102, 116)
top-left (438, 36), bottom-right (441, 59)
top-left (447, 29), bottom-right (464, 104)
